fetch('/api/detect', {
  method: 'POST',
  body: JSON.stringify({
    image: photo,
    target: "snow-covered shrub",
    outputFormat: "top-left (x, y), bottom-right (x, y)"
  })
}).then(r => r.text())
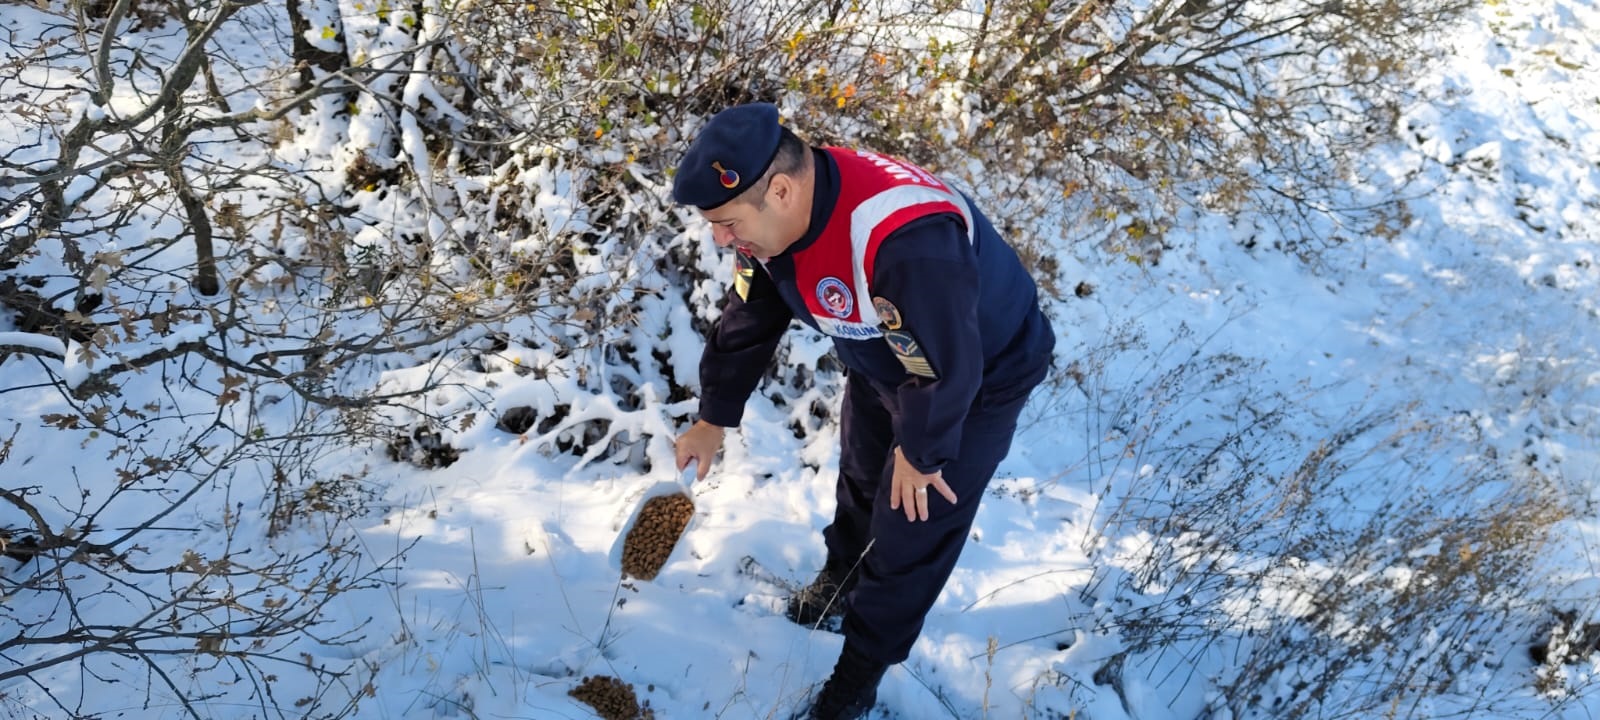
top-left (1053, 323), bottom-right (1571, 719)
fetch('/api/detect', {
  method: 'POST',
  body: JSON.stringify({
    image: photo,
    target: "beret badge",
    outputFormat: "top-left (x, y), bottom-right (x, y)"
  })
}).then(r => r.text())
top-left (712, 161), bottom-right (740, 189)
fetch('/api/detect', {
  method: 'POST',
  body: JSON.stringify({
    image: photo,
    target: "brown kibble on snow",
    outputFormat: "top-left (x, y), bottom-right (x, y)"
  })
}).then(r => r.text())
top-left (620, 492), bottom-right (694, 580)
top-left (569, 675), bottom-right (654, 720)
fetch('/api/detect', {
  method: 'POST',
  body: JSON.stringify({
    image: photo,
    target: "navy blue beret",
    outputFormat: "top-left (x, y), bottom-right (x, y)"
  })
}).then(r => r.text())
top-left (672, 103), bottom-right (782, 210)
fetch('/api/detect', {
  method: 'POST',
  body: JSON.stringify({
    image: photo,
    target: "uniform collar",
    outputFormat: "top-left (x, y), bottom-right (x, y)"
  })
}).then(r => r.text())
top-left (777, 147), bottom-right (838, 258)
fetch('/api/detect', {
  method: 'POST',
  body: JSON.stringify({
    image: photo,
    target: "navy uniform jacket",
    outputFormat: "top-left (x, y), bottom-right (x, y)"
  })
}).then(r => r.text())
top-left (698, 148), bottom-right (1055, 473)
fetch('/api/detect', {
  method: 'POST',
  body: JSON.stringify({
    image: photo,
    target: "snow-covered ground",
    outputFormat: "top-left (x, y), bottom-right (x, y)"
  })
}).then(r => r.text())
top-left (2, 0), bottom-right (1599, 718)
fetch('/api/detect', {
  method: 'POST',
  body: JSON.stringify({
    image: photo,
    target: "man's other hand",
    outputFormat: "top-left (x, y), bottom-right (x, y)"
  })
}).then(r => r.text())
top-left (889, 446), bottom-right (956, 521)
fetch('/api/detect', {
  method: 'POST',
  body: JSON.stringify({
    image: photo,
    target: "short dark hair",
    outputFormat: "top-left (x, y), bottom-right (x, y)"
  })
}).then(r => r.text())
top-left (739, 127), bottom-right (809, 208)
top-left (768, 127), bottom-right (808, 176)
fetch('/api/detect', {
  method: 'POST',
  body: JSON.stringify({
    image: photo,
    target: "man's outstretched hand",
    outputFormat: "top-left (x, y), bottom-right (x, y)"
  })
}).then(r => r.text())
top-left (674, 420), bottom-right (726, 481)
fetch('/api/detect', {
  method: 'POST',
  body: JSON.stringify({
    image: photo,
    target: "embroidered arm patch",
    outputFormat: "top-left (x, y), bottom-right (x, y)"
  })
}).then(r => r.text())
top-left (873, 296), bottom-right (937, 379)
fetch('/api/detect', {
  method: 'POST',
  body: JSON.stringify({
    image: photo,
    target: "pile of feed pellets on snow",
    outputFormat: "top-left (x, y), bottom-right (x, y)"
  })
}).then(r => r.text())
top-left (569, 675), bottom-right (654, 720)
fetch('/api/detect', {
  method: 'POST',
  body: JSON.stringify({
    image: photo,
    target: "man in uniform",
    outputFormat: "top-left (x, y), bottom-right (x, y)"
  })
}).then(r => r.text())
top-left (671, 103), bottom-right (1055, 720)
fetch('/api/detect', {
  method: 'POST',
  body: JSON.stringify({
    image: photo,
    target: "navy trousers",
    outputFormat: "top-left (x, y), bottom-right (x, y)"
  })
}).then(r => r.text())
top-left (821, 370), bottom-right (1041, 664)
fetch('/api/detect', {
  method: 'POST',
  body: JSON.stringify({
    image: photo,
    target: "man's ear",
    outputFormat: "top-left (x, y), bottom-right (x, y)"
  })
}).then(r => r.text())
top-left (769, 173), bottom-right (793, 207)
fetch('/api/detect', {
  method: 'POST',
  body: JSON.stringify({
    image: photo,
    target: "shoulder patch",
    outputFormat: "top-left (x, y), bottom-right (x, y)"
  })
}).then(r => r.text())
top-left (884, 330), bottom-right (937, 379)
top-left (871, 296), bottom-right (902, 330)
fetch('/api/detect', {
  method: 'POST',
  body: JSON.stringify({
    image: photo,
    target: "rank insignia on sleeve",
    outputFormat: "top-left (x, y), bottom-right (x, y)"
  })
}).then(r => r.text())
top-left (884, 330), bottom-right (937, 379)
top-left (871, 296), bottom-right (902, 330)
top-left (734, 251), bottom-right (754, 301)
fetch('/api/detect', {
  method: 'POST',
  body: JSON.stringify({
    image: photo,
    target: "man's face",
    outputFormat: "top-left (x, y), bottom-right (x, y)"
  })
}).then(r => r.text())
top-left (700, 178), bottom-right (795, 260)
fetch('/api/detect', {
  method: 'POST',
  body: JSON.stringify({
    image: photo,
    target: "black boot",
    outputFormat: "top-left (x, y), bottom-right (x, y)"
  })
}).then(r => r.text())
top-left (785, 561), bottom-right (855, 627)
top-left (806, 643), bottom-right (888, 720)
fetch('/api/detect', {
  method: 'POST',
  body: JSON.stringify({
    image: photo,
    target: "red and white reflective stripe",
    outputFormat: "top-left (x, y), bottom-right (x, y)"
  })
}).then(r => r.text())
top-left (847, 184), bottom-right (974, 327)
